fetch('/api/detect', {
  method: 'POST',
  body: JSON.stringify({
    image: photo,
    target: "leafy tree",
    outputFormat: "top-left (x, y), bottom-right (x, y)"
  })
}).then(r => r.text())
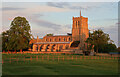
top-left (46, 33), bottom-right (53, 36)
top-left (2, 30), bottom-right (9, 51)
top-left (2, 16), bottom-right (32, 51)
top-left (98, 43), bottom-right (117, 53)
top-left (86, 29), bottom-right (112, 53)
top-left (0, 34), bottom-right (2, 52)
top-left (117, 47), bottom-right (120, 52)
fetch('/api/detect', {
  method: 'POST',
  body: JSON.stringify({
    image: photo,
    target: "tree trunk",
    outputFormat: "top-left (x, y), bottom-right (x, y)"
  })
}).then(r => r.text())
top-left (20, 49), bottom-right (22, 52)
top-left (96, 47), bottom-right (98, 53)
top-left (14, 50), bottom-right (16, 52)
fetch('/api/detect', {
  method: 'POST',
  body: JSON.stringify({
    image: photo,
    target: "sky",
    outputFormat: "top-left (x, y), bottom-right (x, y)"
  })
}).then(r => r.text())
top-left (1, 1), bottom-right (119, 47)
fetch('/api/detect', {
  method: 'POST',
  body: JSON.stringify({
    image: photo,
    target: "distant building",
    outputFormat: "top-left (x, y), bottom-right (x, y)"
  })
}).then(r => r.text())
top-left (29, 11), bottom-right (89, 52)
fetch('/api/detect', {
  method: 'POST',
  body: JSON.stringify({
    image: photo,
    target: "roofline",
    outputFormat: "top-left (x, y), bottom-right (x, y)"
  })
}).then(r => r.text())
top-left (45, 35), bottom-right (72, 37)
top-left (34, 42), bottom-right (70, 44)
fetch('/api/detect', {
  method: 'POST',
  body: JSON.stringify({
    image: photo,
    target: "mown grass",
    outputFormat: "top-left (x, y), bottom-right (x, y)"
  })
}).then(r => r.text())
top-left (2, 53), bottom-right (119, 75)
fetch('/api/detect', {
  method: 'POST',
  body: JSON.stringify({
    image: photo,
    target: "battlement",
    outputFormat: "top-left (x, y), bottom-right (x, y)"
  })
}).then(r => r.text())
top-left (73, 17), bottom-right (80, 19)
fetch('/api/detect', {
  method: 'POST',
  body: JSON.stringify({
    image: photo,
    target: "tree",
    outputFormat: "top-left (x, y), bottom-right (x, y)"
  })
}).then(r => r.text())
top-left (98, 43), bottom-right (117, 53)
top-left (46, 33), bottom-right (53, 36)
top-left (2, 30), bottom-right (9, 51)
top-left (0, 34), bottom-right (2, 52)
top-left (86, 29), bottom-right (112, 53)
top-left (2, 16), bottom-right (32, 51)
top-left (117, 47), bottom-right (120, 52)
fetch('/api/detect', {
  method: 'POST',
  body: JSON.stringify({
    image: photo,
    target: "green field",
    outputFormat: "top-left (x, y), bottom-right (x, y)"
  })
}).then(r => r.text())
top-left (2, 53), bottom-right (119, 75)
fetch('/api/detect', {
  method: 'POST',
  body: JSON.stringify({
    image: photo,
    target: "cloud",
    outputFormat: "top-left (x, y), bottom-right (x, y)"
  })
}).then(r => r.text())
top-left (69, 6), bottom-right (85, 10)
top-left (2, 7), bottom-right (25, 11)
top-left (24, 5), bottom-right (69, 13)
top-left (46, 2), bottom-right (101, 10)
top-left (32, 14), bottom-right (44, 17)
top-left (104, 24), bottom-right (118, 46)
top-left (28, 13), bottom-right (62, 30)
top-left (103, 22), bottom-right (118, 33)
top-left (29, 13), bottom-right (72, 36)
top-left (90, 18), bottom-right (118, 21)
top-left (47, 2), bottom-right (70, 8)
top-left (89, 23), bottom-right (118, 46)
top-left (104, 25), bottom-right (118, 33)
top-left (116, 21), bottom-right (120, 24)
top-left (34, 19), bottom-right (62, 30)
top-left (64, 24), bottom-right (72, 29)
top-left (89, 23), bottom-right (118, 33)
top-left (89, 25), bottom-right (104, 31)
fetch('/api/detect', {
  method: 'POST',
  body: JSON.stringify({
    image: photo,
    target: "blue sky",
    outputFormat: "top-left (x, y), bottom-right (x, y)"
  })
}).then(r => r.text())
top-left (1, 2), bottom-right (118, 47)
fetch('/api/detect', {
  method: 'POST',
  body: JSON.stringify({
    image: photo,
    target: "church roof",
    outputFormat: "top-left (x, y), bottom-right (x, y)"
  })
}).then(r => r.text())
top-left (45, 35), bottom-right (71, 37)
top-left (34, 42), bottom-right (70, 44)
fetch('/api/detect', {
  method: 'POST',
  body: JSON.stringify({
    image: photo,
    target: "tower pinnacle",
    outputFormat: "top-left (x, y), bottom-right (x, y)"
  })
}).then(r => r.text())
top-left (37, 35), bottom-right (39, 39)
top-left (80, 10), bottom-right (81, 17)
top-left (37, 35), bottom-right (39, 42)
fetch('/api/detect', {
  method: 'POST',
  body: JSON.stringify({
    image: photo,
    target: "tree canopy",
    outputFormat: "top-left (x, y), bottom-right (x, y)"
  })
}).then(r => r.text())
top-left (97, 43), bottom-right (117, 53)
top-left (0, 34), bottom-right (2, 52)
top-left (86, 29), bottom-right (116, 53)
top-left (2, 16), bottom-right (32, 51)
top-left (117, 47), bottom-right (120, 52)
top-left (46, 33), bottom-right (53, 36)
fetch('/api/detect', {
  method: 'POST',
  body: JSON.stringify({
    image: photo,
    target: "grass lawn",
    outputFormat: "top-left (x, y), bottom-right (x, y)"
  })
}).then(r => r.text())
top-left (2, 53), bottom-right (119, 75)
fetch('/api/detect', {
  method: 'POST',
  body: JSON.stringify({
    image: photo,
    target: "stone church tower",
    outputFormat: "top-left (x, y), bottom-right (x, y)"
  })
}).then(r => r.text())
top-left (72, 11), bottom-right (89, 49)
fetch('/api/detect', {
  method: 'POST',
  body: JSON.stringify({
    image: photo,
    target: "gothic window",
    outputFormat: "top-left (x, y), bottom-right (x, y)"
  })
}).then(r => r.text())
top-left (74, 21), bottom-right (76, 25)
top-left (78, 21), bottom-right (80, 26)
top-left (50, 38), bottom-right (51, 42)
top-left (76, 21), bottom-right (77, 27)
top-left (45, 38), bottom-right (47, 42)
top-left (54, 38), bottom-right (56, 41)
top-left (63, 38), bottom-right (65, 41)
top-left (59, 38), bottom-right (61, 41)
top-left (68, 37), bottom-right (71, 41)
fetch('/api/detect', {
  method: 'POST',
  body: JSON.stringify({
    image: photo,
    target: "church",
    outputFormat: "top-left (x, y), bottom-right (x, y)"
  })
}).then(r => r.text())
top-left (29, 11), bottom-right (89, 52)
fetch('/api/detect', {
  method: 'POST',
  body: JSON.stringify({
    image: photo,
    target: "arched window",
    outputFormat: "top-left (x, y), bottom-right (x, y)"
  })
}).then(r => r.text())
top-left (54, 38), bottom-right (56, 41)
top-left (78, 21), bottom-right (80, 26)
top-left (50, 38), bottom-right (51, 42)
top-left (63, 38), bottom-right (65, 41)
top-left (59, 38), bottom-right (61, 41)
top-left (69, 38), bottom-right (71, 41)
top-left (76, 21), bottom-right (77, 27)
top-left (45, 39), bottom-right (47, 42)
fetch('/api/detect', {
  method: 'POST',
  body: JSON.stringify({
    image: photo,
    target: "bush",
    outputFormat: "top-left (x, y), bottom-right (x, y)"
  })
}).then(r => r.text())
top-left (83, 50), bottom-right (90, 55)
